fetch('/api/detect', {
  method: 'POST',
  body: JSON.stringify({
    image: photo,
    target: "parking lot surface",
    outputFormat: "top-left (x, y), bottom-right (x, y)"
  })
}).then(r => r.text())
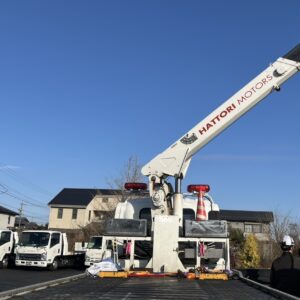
top-left (12, 276), bottom-right (279, 300)
top-left (0, 268), bottom-right (83, 292)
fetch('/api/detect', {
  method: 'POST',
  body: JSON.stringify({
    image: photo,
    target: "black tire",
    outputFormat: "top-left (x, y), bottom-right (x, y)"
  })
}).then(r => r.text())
top-left (49, 258), bottom-right (59, 271)
top-left (1, 256), bottom-right (9, 269)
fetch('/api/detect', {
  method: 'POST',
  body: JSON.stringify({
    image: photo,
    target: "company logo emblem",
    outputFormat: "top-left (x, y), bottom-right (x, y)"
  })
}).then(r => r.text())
top-left (180, 133), bottom-right (198, 145)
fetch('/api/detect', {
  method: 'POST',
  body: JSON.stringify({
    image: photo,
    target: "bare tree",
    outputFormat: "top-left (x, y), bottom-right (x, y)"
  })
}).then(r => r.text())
top-left (108, 155), bottom-right (144, 188)
top-left (270, 211), bottom-right (292, 243)
top-left (107, 155), bottom-right (146, 202)
top-left (269, 210), bottom-right (298, 260)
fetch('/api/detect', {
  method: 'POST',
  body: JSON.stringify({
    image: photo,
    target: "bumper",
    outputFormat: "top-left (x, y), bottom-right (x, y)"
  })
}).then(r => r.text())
top-left (85, 260), bottom-right (101, 267)
top-left (15, 260), bottom-right (48, 268)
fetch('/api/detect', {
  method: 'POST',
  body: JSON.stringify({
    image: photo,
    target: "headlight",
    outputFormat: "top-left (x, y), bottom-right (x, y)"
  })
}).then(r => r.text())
top-left (85, 255), bottom-right (90, 261)
top-left (41, 252), bottom-right (47, 261)
top-left (16, 253), bottom-right (20, 260)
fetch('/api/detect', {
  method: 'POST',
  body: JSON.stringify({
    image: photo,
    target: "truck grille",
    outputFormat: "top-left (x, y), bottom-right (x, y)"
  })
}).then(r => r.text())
top-left (19, 254), bottom-right (42, 261)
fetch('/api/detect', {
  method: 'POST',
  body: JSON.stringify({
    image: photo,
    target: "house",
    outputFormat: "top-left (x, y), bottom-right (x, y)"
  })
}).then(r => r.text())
top-left (14, 217), bottom-right (39, 230)
top-left (0, 205), bottom-right (18, 229)
top-left (219, 209), bottom-right (274, 266)
top-left (48, 188), bottom-right (274, 237)
top-left (48, 188), bottom-right (123, 230)
top-left (14, 217), bottom-right (30, 228)
top-left (219, 209), bottom-right (274, 241)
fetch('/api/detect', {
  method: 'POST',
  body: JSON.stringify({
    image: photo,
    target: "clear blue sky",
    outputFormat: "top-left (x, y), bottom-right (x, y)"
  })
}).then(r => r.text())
top-left (0, 0), bottom-right (299, 224)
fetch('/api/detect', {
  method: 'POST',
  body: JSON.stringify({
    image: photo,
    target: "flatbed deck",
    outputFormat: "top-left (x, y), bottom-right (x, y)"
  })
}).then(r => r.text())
top-left (12, 277), bottom-right (285, 299)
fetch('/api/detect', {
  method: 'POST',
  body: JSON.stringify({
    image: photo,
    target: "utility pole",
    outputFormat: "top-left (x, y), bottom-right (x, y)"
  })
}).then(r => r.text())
top-left (18, 200), bottom-right (24, 228)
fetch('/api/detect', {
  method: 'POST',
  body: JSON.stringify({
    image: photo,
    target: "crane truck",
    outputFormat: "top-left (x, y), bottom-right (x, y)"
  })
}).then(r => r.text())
top-left (100, 44), bottom-right (300, 273)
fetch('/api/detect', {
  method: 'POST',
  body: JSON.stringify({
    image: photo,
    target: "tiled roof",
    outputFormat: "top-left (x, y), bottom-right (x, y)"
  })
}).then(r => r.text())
top-left (220, 209), bottom-right (273, 223)
top-left (0, 205), bottom-right (18, 216)
top-left (48, 188), bottom-right (122, 207)
top-left (15, 217), bottom-right (29, 226)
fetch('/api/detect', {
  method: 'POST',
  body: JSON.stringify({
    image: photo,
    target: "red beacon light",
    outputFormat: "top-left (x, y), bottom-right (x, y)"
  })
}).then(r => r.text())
top-left (187, 184), bottom-right (210, 194)
top-left (124, 182), bottom-right (148, 191)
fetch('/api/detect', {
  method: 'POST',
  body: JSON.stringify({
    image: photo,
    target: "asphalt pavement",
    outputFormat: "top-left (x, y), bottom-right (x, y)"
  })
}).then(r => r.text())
top-left (0, 267), bottom-right (83, 292)
top-left (11, 277), bottom-right (279, 300)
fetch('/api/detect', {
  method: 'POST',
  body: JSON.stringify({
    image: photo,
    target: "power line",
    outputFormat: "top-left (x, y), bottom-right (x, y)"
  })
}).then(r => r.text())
top-left (0, 201), bottom-right (48, 223)
top-left (0, 201), bottom-right (19, 211)
top-left (0, 163), bottom-right (54, 197)
top-left (0, 183), bottom-right (8, 194)
top-left (26, 214), bottom-right (48, 223)
top-left (0, 189), bottom-right (47, 209)
top-left (0, 162), bottom-right (54, 224)
top-left (0, 181), bottom-right (48, 207)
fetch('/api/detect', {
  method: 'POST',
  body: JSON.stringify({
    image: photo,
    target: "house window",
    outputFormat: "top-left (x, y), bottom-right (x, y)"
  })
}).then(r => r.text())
top-left (245, 223), bottom-right (262, 233)
top-left (72, 208), bottom-right (78, 220)
top-left (245, 224), bottom-right (252, 233)
top-left (57, 208), bottom-right (63, 219)
top-left (102, 197), bottom-right (108, 203)
top-left (88, 210), bottom-right (91, 221)
top-left (252, 224), bottom-right (262, 233)
top-left (8, 216), bottom-right (11, 224)
top-left (94, 211), bottom-right (106, 220)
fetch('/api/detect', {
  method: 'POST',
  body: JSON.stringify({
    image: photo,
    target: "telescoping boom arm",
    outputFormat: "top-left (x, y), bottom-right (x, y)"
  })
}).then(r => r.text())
top-left (142, 44), bottom-right (300, 211)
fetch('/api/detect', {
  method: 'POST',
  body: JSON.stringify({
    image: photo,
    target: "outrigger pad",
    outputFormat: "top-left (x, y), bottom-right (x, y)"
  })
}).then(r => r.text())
top-left (104, 219), bottom-right (147, 237)
top-left (185, 220), bottom-right (228, 237)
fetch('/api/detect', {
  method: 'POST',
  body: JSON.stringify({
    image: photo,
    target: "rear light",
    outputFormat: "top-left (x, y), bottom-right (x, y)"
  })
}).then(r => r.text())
top-left (124, 182), bottom-right (147, 191)
top-left (187, 184), bottom-right (210, 193)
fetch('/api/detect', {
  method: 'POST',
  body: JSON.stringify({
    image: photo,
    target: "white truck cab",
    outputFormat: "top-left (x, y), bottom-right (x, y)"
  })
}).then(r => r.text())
top-left (84, 236), bottom-right (112, 267)
top-left (0, 230), bottom-right (18, 268)
top-left (15, 230), bottom-right (84, 270)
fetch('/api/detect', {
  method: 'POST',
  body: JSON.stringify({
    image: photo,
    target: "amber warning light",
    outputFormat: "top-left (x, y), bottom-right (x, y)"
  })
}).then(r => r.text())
top-left (124, 182), bottom-right (148, 191)
top-left (187, 184), bottom-right (210, 193)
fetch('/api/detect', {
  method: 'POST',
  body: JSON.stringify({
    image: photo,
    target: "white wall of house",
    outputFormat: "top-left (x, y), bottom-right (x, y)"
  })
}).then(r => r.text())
top-left (48, 206), bottom-right (86, 229)
top-left (0, 213), bottom-right (16, 229)
top-left (85, 196), bottom-right (119, 223)
top-left (48, 195), bottom-right (120, 230)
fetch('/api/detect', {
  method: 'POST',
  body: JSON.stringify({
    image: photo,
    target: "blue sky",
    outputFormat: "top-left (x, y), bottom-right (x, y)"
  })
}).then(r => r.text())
top-left (0, 0), bottom-right (299, 224)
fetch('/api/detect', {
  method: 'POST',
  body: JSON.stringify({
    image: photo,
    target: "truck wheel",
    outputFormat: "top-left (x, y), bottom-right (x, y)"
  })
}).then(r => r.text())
top-left (49, 259), bottom-right (59, 271)
top-left (1, 257), bottom-right (9, 269)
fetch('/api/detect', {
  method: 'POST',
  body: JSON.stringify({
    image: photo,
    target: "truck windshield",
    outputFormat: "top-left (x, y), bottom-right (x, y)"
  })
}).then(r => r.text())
top-left (0, 231), bottom-right (11, 246)
top-left (19, 232), bottom-right (50, 247)
top-left (87, 237), bottom-right (102, 249)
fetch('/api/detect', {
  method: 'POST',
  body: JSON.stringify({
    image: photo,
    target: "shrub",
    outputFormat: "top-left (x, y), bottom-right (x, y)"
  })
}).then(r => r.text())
top-left (240, 233), bottom-right (260, 268)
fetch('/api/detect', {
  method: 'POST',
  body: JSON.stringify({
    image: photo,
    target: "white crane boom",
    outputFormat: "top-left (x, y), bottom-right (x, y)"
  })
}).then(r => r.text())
top-left (141, 44), bottom-right (300, 211)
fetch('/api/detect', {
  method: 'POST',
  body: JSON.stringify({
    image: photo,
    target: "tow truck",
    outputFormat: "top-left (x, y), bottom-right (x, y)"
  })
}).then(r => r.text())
top-left (100, 44), bottom-right (300, 274)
